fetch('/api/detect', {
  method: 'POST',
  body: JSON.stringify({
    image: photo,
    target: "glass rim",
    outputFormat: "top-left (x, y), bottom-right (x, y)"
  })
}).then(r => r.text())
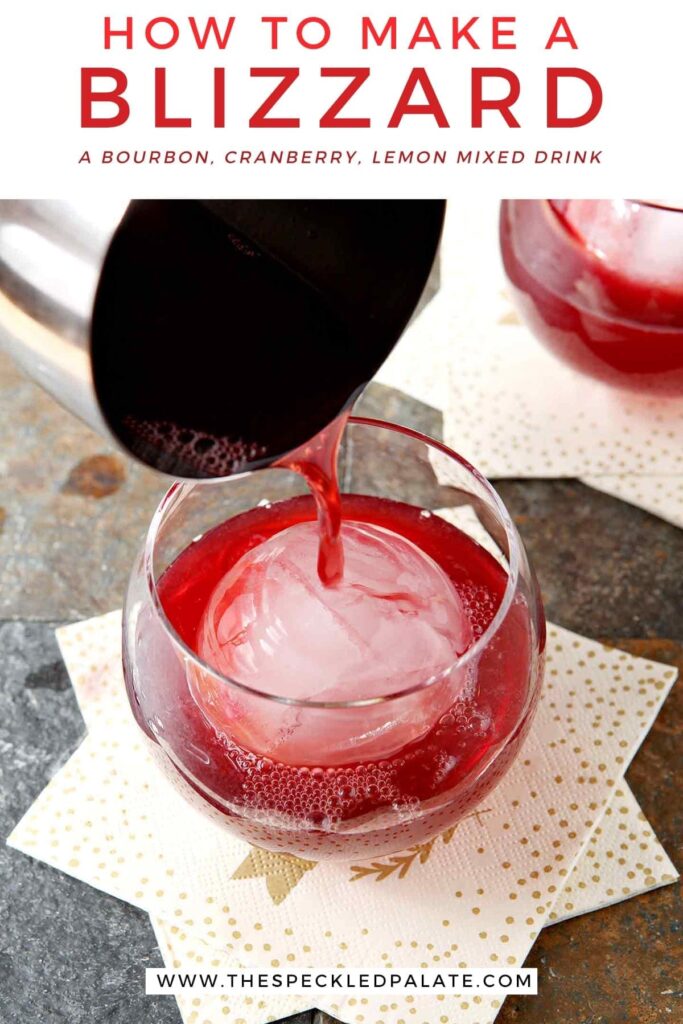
top-left (632, 200), bottom-right (683, 214)
top-left (539, 198), bottom-right (683, 257)
top-left (542, 198), bottom-right (683, 216)
top-left (143, 416), bottom-right (523, 709)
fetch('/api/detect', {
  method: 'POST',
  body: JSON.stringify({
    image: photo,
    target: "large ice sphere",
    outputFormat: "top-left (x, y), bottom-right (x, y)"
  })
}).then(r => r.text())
top-left (189, 520), bottom-right (473, 764)
top-left (198, 520), bottom-right (471, 700)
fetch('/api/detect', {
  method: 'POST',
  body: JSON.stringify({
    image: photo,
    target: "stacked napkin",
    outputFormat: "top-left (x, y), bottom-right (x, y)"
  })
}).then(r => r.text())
top-left (8, 592), bottom-right (677, 1024)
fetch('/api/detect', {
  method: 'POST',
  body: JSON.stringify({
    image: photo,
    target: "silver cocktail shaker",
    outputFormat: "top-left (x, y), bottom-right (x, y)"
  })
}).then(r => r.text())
top-left (0, 199), bottom-right (445, 478)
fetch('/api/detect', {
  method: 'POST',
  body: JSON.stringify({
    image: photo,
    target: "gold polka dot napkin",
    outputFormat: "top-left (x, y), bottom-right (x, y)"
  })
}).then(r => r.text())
top-left (375, 200), bottom-right (683, 530)
top-left (148, 779), bottom-right (676, 1024)
top-left (548, 781), bottom-right (676, 926)
top-left (8, 609), bottom-right (677, 1024)
top-left (441, 317), bottom-right (683, 478)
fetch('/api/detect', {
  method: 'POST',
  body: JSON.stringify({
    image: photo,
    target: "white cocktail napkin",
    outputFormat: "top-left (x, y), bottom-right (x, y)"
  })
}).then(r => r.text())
top-left (441, 316), bottom-right (683, 479)
top-left (8, 609), bottom-right (677, 1024)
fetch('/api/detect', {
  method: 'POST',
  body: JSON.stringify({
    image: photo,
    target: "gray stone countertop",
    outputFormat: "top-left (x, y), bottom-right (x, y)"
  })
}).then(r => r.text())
top-left (1, 351), bottom-right (681, 1024)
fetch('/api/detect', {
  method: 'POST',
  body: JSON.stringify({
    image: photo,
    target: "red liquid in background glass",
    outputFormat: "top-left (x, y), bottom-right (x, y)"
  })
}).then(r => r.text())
top-left (128, 493), bottom-right (538, 859)
top-left (500, 199), bottom-right (683, 393)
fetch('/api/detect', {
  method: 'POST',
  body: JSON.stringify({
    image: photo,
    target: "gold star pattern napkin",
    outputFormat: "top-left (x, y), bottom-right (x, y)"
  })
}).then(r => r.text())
top-left (8, 608), bottom-right (677, 1024)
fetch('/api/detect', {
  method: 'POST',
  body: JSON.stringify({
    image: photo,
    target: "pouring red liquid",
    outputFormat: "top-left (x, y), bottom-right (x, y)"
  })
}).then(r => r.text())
top-left (276, 411), bottom-right (349, 586)
top-left (114, 199), bottom-right (542, 860)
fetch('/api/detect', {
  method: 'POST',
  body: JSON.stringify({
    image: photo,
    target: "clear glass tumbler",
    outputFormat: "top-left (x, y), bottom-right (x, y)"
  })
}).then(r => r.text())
top-left (123, 418), bottom-right (545, 860)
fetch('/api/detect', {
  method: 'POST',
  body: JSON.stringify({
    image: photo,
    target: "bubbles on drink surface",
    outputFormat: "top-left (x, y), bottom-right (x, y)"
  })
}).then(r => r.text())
top-left (238, 758), bottom-right (405, 831)
top-left (196, 519), bottom-right (472, 702)
top-left (122, 416), bottom-right (267, 476)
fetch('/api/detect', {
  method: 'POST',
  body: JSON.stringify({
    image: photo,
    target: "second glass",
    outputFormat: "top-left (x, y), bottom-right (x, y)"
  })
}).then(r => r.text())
top-left (500, 199), bottom-right (683, 394)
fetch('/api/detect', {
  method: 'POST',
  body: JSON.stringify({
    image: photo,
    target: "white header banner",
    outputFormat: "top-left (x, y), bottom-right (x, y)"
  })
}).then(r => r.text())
top-left (0, 0), bottom-right (681, 196)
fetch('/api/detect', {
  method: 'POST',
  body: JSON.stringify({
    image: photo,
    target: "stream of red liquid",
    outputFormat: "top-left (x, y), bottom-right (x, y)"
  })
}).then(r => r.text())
top-left (275, 410), bottom-right (348, 586)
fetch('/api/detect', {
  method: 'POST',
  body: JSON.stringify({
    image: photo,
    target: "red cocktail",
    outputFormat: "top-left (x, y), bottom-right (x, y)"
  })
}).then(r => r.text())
top-left (123, 419), bottom-right (544, 859)
top-left (500, 200), bottom-right (683, 393)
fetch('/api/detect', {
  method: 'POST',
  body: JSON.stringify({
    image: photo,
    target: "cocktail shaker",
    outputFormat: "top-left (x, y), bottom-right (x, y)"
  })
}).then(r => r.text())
top-left (0, 199), bottom-right (445, 478)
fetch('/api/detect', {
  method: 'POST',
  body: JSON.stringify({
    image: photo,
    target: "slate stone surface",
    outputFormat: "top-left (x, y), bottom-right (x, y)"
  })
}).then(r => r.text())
top-left (0, 621), bottom-right (179, 1024)
top-left (1, 356), bottom-right (681, 1024)
top-left (0, 350), bottom-right (167, 622)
